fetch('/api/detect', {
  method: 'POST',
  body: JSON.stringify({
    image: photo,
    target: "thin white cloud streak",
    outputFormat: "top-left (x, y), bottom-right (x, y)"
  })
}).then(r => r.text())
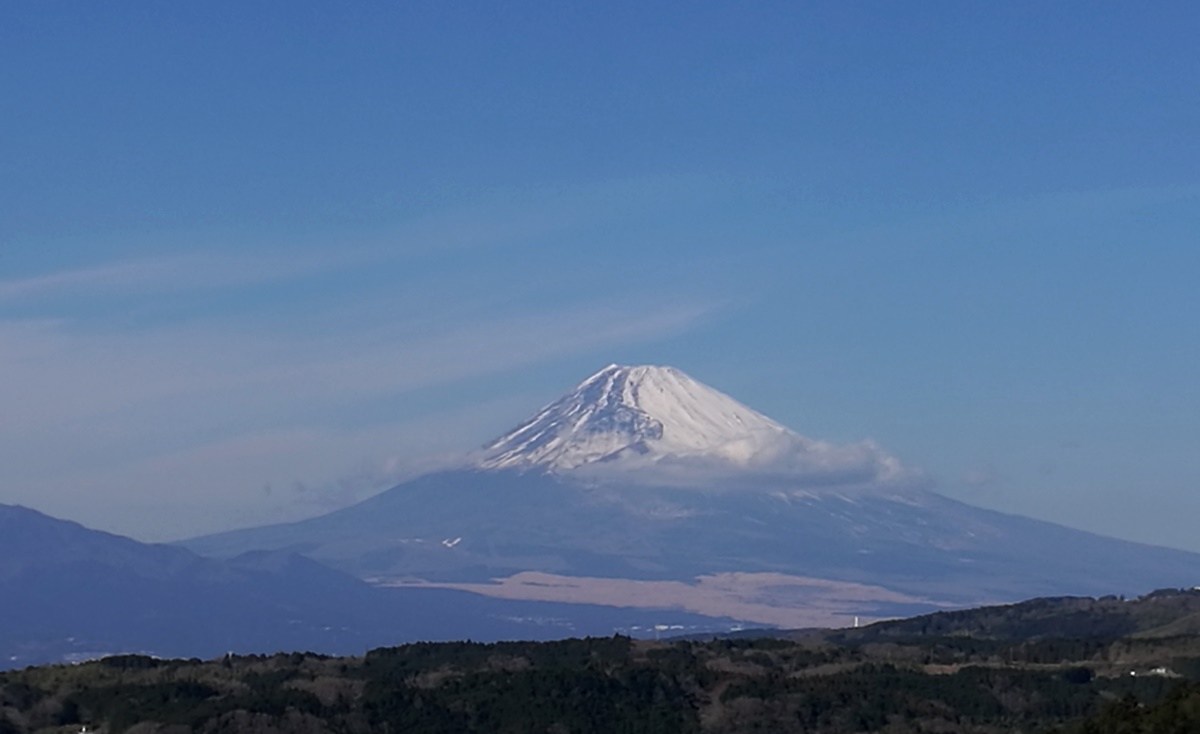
top-left (0, 261), bottom-right (177, 300)
top-left (0, 174), bottom-right (727, 538)
top-left (0, 252), bottom-right (351, 301)
top-left (0, 175), bottom-right (718, 303)
top-left (0, 296), bottom-right (715, 538)
top-left (0, 299), bottom-right (712, 435)
top-left (383, 174), bottom-right (717, 256)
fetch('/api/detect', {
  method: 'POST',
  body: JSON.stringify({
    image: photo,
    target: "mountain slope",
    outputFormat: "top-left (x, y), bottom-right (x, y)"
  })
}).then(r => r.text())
top-left (0, 503), bottom-right (386, 664)
top-left (0, 504), bottom-right (742, 669)
top-left (183, 469), bottom-right (1200, 606)
top-left (182, 364), bottom-right (1200, 628)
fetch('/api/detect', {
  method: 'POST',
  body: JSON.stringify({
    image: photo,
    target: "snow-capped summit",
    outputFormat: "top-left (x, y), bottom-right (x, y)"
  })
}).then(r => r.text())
top-left (477, 364), bottom-right (809, 472)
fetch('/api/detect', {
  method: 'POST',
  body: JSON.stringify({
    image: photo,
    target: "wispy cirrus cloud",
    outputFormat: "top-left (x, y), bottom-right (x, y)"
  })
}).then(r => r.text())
top-left (0, 175), bottom-right (732, 539)
top-left (1, 174), bottom-right (719, 304)
top-left (0, 293), bottom-right (716, 540)
top-left (0, 298), bottom-right (713, 433)
top-left (0, 251), bottom-right (354, 301)
top-left (0, 260), bottom-right (176, 300)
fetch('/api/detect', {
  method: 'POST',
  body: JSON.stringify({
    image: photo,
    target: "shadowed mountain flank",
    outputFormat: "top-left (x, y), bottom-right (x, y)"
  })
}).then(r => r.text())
top-left (182, 365), bottom-right (1200, 625)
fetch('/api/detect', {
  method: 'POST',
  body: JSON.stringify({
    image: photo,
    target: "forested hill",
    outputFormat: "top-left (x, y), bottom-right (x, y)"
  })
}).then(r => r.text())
top-left (6, 593), bottom-right (1200, 734)
top-left (821, 587), bottom-right (1200, 643)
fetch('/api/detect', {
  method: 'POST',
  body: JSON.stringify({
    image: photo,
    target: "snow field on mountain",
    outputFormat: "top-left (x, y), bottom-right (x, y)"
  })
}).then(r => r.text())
top-left (477, 364), bottom-right (913, 490)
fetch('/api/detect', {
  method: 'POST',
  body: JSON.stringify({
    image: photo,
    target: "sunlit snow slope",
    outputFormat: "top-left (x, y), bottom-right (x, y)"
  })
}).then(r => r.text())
top-left (478, 364), bottom-right (803, 471)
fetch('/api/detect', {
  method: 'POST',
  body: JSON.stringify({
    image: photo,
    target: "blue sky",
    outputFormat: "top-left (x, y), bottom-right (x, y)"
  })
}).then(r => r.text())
top-left (2, 2), bottom-right (1199, 547)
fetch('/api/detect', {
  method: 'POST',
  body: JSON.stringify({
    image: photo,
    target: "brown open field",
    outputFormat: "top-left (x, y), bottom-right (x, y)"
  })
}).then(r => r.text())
top-left (377, 571), bottom-right (947, 628)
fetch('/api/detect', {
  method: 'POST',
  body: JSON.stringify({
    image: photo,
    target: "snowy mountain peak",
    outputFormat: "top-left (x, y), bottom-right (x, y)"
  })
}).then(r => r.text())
top-left (477, 364), bottom-right (804, 472)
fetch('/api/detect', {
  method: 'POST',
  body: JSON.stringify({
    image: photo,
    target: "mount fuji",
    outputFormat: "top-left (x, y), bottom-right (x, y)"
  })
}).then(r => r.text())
top-left (183, 365), bottom-right (1200, 628)
top-left (476, 365), bottom-right (909, 489)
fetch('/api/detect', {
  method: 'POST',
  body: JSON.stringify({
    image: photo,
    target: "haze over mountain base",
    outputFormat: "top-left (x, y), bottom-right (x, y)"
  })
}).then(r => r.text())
top-left (183, 365), bottom-right (1200, 626)
top-left (0, 502), bottom-right (748, 669)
